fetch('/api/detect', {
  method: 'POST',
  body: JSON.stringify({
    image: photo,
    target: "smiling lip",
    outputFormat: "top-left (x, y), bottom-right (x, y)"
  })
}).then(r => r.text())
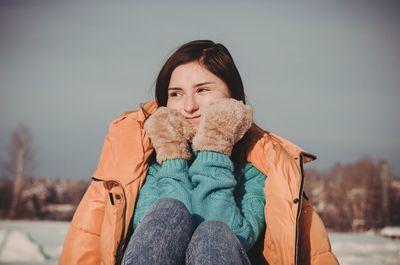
top-left (185, 116), bottom-right (200, 120)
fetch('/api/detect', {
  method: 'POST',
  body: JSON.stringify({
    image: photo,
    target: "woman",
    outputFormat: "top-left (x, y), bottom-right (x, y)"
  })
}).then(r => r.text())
top-left (60, 40), bottom-right (339, 265)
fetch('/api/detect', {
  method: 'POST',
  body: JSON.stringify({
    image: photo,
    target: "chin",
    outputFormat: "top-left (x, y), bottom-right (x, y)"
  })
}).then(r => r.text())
top-left (192, 119), bottom-right (200, 125)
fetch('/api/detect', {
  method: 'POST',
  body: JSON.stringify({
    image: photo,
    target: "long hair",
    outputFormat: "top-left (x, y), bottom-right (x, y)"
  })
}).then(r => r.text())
top-left (154, 40), bottom-right (251, 170)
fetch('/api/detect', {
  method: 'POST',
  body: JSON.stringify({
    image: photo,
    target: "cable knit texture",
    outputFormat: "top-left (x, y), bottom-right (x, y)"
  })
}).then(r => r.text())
top-left (192, 98), bottom-right (253, 156)
top-left (189, 151), bottom-right (266, 250)
top-left (144, 107), bottom-right (196, 163)
top-left (132, 158), bottom-right (192, 229)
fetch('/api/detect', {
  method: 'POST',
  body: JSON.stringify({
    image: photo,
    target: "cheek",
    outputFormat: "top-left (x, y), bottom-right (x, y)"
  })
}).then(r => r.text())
top-left (201, 93), bottom-right (230, 108)
top-left (166, 100), bottom-right (181, 111)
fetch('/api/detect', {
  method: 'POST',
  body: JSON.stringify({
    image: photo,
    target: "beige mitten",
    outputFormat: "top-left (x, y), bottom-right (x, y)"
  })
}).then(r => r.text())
top-left (192, 98), bottom-right (253, 156)
top-left (144, 107), bottom-right (197, 163)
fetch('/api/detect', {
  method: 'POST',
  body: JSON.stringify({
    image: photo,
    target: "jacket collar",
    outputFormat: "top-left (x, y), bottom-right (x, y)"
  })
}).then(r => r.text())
top-left (135, 99), bottom-right (315, 164)
top-left (93, 99), bottom-right (315, 184)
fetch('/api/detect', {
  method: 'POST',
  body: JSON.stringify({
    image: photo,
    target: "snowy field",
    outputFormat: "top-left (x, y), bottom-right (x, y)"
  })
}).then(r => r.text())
top-left (0, 221), bottom-right (399, 265)
top-left (329, 232), bottom-right (400, 265)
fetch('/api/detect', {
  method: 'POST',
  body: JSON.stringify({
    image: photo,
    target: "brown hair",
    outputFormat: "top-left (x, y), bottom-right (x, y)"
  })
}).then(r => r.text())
top-left (154, 40), bottom-right (251, 170)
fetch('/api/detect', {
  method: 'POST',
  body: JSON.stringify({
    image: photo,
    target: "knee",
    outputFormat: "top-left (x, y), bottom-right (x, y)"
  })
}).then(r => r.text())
top-left (187, 221), bottom-right (249, 265)
top-left (153, 198), bottom-right (189, 213)
top-left (144, 198), bottom-right (192, 224)
top-left (197, 220), bottom-right (230, 233)
top-left (192, 220), bottom-right (233, 240)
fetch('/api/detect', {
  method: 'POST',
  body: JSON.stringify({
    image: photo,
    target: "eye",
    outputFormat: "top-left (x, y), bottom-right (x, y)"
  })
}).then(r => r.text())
top-left (168, 91), bottom-right (182, 97)
top-left (197, 87), bottom-right (210, 93)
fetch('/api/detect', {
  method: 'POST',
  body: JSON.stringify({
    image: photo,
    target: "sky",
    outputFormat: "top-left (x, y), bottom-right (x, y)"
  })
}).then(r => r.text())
top-left (1, 0), bottom-right (399, 178)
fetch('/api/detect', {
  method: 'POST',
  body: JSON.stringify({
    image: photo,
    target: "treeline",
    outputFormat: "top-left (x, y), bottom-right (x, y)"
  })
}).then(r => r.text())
top-left (1, 156), bottom-right (399, 231)
top-left (304, 156), bottom-right (400, 231)
top-left (0, 177), bottom-right (88, 220)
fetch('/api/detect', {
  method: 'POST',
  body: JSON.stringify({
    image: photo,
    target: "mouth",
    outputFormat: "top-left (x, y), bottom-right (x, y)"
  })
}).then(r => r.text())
top-left (185, 116), bottom-right (201, 123)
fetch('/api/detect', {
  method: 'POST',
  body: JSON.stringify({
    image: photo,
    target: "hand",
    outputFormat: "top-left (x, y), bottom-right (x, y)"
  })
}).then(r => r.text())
top-left (192, 98), bottom-right (253, 156)
top-left (144, 107), bottom-right (196, 163)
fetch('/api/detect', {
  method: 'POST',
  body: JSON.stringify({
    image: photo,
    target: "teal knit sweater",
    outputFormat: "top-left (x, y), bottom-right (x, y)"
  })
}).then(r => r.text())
top-left (132, 149), bottom-right (266, 250)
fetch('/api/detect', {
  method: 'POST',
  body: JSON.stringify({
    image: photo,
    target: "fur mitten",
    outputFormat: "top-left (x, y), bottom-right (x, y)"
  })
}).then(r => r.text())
top-left (144, 107), bottom-right (196, 163)
top-left (192, 98), bottom-right (253, 156)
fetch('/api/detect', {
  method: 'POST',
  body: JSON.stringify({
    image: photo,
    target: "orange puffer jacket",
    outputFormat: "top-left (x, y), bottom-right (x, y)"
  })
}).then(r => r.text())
top-left (60, 100), bottom-right (339, 265)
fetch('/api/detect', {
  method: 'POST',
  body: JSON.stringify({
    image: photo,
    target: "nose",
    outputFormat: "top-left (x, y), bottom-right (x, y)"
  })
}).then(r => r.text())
top-left (184, 95), bottom-right (199, 114)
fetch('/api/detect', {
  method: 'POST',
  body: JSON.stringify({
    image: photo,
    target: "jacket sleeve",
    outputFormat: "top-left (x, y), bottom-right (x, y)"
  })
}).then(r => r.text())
top-left (298, 198), bottom-right (340, 265)
top-left (59, 180), bottom-right (108, 265)
top-left (189, 151), bottom-right (266, 250)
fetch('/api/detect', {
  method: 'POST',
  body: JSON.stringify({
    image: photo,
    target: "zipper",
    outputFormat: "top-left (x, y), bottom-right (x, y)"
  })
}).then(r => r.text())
top-left (114, 182), bottom-right (127, 265)
top-left (294, 152), bottom-right (306, 265)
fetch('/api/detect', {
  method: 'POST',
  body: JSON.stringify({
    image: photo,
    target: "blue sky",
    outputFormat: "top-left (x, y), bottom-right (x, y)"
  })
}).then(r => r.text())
top-left (1, 0), bottom-right (399, 178)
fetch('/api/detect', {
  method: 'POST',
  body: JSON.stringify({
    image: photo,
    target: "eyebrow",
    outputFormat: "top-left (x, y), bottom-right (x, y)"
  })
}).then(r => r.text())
top-left (194, 81), bottom-right (215, 87)
top-left (168, 81), bottom-right (215, 90)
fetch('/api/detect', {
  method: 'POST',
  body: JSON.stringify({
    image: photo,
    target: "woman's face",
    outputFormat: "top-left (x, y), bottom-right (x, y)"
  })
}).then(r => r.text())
top-left (166, 61), bottom-right (231, 125)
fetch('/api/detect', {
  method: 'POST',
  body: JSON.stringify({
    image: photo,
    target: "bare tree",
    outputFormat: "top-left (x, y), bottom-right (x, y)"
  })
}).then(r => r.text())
top-left (380, 161), bottom-right (390, 225)
top-left (4, 125), bottom-right (36, 218)
top-left (305, 156), bottom-right (397, 231)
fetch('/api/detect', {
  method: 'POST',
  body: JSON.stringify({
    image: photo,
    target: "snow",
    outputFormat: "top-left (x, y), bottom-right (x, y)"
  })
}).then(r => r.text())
top-left (0, 221), bottom-right (69, 264)
top-left (381, 226), bottom-right (400, 239)
top-left (0, 221), bottom-right (400, 264)
top-left (330, 232), bottom-right (400, 265)
top-left (0, 230), bottom-right (46, 262)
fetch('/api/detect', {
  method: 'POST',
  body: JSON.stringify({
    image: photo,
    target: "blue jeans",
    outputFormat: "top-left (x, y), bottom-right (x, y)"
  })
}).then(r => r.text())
top-left (122, 198), bottom-right (251, 265)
